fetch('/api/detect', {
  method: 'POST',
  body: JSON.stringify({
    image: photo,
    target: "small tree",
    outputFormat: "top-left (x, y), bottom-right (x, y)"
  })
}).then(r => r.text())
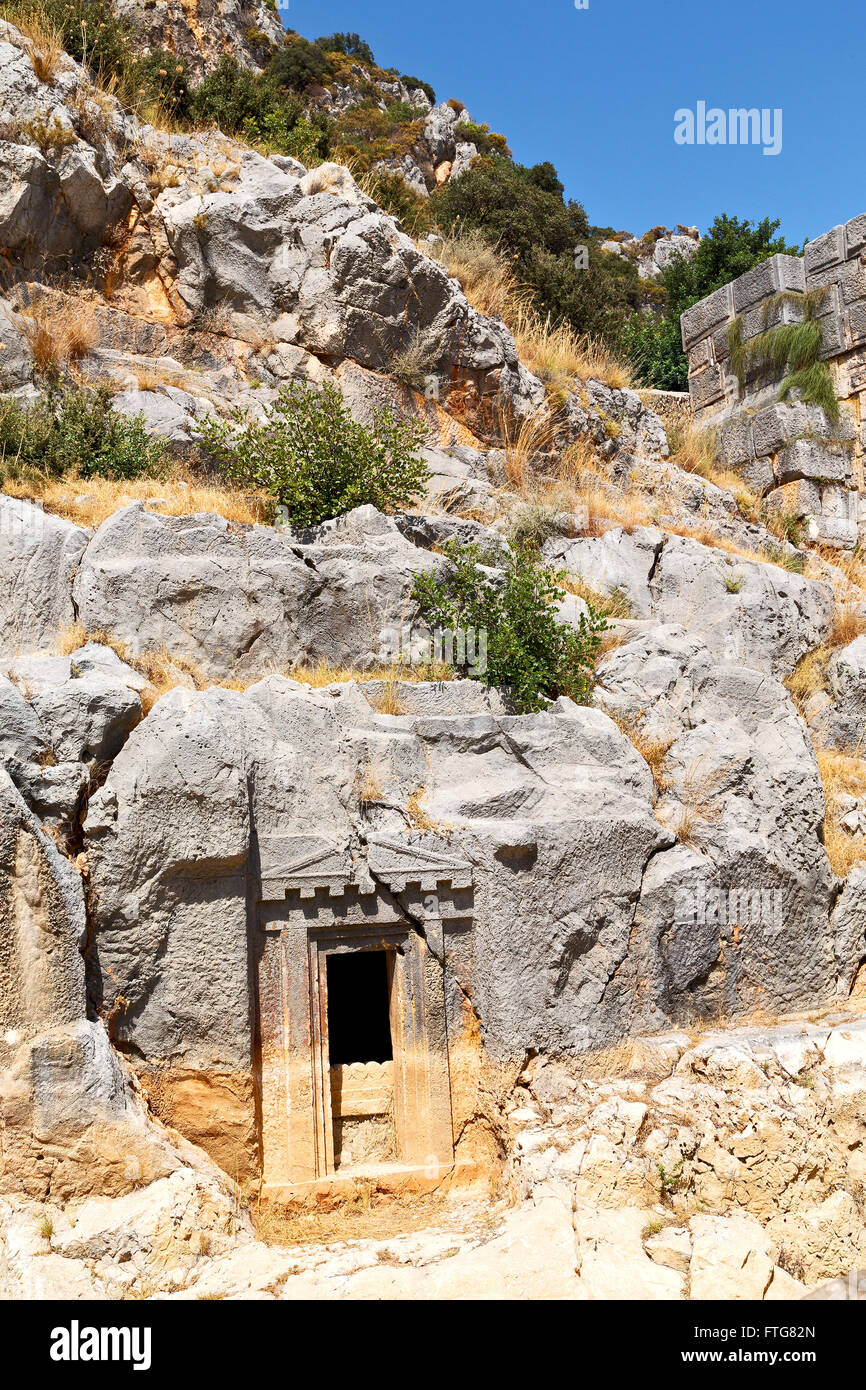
top-left (0, 386), bottom-right (166, 480)
top-left (195, 381), bottom-right (431, 526)
top-left (412, 541), bottom-right (608, 713)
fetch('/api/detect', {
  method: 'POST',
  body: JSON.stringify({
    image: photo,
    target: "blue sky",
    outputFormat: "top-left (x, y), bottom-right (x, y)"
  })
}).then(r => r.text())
top-left (283, 0), bottom-right (861, 245)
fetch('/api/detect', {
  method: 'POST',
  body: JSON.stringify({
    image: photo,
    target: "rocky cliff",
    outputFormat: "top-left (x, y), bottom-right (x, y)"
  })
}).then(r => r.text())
top-left (1, 10), bottom-right (866, 1302)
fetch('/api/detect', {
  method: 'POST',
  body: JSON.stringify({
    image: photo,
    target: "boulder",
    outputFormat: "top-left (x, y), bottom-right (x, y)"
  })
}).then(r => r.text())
top-left (827, 635), bottom-right (866, 748)
top-left (32, 674), bottom-right (142, 763)
top-left (0, 497), bottom-right (87, 656)
top-left (73, 503), bottom-right (442, 678)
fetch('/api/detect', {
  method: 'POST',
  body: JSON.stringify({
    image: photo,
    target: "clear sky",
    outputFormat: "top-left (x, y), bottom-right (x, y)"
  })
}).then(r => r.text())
top-left (283, 0), bottom-right (861, 245)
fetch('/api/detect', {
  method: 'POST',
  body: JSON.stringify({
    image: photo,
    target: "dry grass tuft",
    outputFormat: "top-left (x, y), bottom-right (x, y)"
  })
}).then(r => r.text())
top-left (426, 230), bottom-right (528, 321)
top-left (19, 293), bottom-right (99, 376)
top-left (513, 307), bottom-right (635, 394)
top-left (815, 744), bottom-right (866, 877)
top-left (828, 604), bottom-right (866, 651)
top-left (356, 759), bottom-right (386, 808)
top-left (497, 402), bottom-right (558, 489)
top-left (3, 470), bottom-right (269, 530)
top-left (427, 230), bottom-right (634, 393)
top-left (784, 647), bottom-right (830, 715)
top-left (664, 755), bottom-right (728, 846)
top-left (609, 712), bottom-right (675, 795)
top-left (1, 7), bottom-right (65, 84)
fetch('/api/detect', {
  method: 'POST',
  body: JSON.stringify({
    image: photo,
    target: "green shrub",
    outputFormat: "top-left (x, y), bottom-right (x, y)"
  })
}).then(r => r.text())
top-left (267, 36), bottom-right (333, 91)
top-left (314, 32), bottom-right (375, 64)
top-left (412, 541), bottom-right (608, 713)
top-left (191, 56), bottom-right (277, 133)
top-left (0, 386), bottom-right (167, 480)
top-left (623, 214), bottom-right (802, 390)
top-left (432, 158), bottom-right (642, 345)
top-left (195, 381), bottom-right (431, 526)
top-left (400, 75), bottom-right (435, 104)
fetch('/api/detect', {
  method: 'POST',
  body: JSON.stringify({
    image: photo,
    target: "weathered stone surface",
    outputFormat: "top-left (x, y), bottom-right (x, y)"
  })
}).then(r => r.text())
top-left (827, 635), bottom-right (866, 748)
top-left (548, 528), bottom-right (833, 677)
top-left (596, 624), bottom-right (838, 1016)
top-left (0, 675), bottom-right (48, 763)
top-left (649, 535), bottom-right (833, 676)
top-left (32, 675), bottom-right (141, 764)
top-left (0, 497), bottom-right (88, 656)
top-left (73, 503), bottom-right (442, 678)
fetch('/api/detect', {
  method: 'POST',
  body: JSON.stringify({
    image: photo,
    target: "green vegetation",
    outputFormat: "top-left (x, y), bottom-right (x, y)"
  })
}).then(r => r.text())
top-left (412, 541), bottom-right (608, 714)
top-left (431, 158), bottom-right (643, 344)
top-left (727, 288), bottom-right (838, 423)
top-left (622, 215), bottom-right (802, 390)
top-left (3, 0), bottom-right (190, 116)
top-left (0, 387), bottom-right (167, 480)
top-left (195, 381), bottom-right (431, 527)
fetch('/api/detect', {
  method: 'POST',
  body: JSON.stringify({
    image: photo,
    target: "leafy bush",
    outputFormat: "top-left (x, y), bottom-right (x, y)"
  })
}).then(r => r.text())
top-left (0, 387), bottom-right (167, 480)
top-left (399, 75), bottom-right (435, 104)
top-left (314, 32), bottom-right (375, 64)
top-left (191, 56), bottom-right (279, 134)
top-left (195, 381), bottom-right (431, 526)
top-left (432, 158), bottom-right (642, 345)
top-left (189, 56), bottom-right (330, 159)
top-left (128, 50), bottom-right (190, 119)
top-left (623, 214), bottom-right (802, 390)
top-left (412, 541), bottom-right (608, 713)
top-left (267, 36), bottom-right (333, 91)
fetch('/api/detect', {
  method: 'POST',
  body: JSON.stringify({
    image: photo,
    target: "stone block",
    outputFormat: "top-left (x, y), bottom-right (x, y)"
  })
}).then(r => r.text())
top-left (752, 402), bottom-right (808, 454)
top-left (840, 257), bottom-right (866, 305)
top-left (681, 283), bottom-right (733, 352)
top-left (731, 253), bottom-right (805, 314)
top-left (845, 213), bottom-right (866, 257)
top-left (776, 439), bottom-right (852, 486)
top-left (686, 336), bottom-right (713, 371)
top-left (719, 414), bottom-right (755, 465)
top-left (805, 226), bottom-right (846, 281)
top-left (816, 516), bottom-right (858, 549)
top-left (741, 456), bottom-right (775, 495)
top-left (688, 364), bottom-right (726, 410)
top-left (847, 301), bottom-right (866, 348)
top-left (766, 479), bottom-right (821, 517)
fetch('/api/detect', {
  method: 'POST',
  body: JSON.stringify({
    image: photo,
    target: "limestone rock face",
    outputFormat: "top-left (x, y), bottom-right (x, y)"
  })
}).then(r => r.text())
top-left (827, 635), bottom-right (866, 748)
top-left (111, 0), bottom-right (286, 81)
top-left (596, 624), bottom-right (838, 1008)
top-left (72, 502), bottom-right (443, 678)
top-left (0, 497), bottom-right (87, 655)
top-left (546, 528), bottom-right (833, 678)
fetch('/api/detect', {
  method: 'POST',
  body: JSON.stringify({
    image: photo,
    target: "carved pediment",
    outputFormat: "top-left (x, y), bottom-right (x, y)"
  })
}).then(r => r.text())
top-left (256, 835), bottom-right (352, 900)
top-left (366, 834), bottom-right (473, 892)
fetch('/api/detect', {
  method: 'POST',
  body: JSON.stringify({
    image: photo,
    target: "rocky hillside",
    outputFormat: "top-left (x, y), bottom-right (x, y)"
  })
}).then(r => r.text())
top-left (1, 7), bottom-right (866, 1304)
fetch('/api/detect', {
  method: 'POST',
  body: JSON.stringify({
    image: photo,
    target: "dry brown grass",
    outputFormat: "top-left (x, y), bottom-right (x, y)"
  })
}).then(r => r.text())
top-left (356, 759), bottom-right (386, 808)
top-left (427, 231), bottom-right (634, 393)
top-left (513, 307), bottom-right (635, 394)
top-left (253, 1188), bottom-right (461, 1248)
top-left (815, 744), bottom-right (866, 877)
top-left (785, 647), bottom-right (830, 715)
top-left (425, 230), bottom-right (528, 321)
top-left (0, 6), bottom-right (65, 83)
top-left (19, 293), bottom-right (99, 376)
top-left (664, 755), bottom-right (728, 845)
top-left (3, 470), bottom-right (269, 530)
top-left (497, 402), bottom-right (558, 489)
top-left (828, 604), bottom-right (866, 651)
top-left (609, 712), bottom-right (675, 795)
